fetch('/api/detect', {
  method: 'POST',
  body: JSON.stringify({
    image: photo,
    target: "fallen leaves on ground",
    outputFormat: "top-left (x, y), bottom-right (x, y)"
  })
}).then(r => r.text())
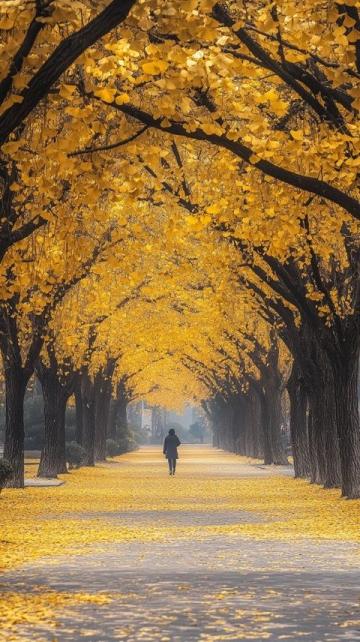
top-left (1, 447), bottom-right (359, 575)
top-left (0, 589), bottom-right (116, 642)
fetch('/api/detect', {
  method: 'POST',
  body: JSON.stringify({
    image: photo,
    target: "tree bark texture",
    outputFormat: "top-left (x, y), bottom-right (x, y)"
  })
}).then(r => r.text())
top-left (36, 357), bottom-right (73, 478)
top-left (74, 380), bottom-right (83, 445)
top-left (94, 371), bottom-right (113, 461)
top-left (331, 335), bottom-right (360, 498)
top-left (287, 362), bottom-right (310, 478)
top-left (81, 370), bottom-right (96, 466)
top-left (3, 365), bottom-right (27, 487)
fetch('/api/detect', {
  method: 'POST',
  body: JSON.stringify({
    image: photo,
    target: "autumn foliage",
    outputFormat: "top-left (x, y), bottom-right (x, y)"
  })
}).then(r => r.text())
top-left (0, 0), bottom-right (359, 497)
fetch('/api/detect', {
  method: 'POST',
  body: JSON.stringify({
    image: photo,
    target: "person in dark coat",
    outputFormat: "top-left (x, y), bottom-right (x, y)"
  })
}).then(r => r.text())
top-left (163, 428), bottom-right (181, 475)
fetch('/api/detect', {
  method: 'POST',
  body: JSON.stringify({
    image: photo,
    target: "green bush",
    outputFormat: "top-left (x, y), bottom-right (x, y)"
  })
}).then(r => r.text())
top-left (106, 439), bottom-right (120, 457)
top-left (0, 459), bottom-right (13, 490)
top-left (120, 436), bottom-right (138, 453)
top-left (65, 441), bottom-right (86, 469)
top-left (106, 436), bottom-right (139, 458)
top-left (129, 422), bottom-right (149, 445)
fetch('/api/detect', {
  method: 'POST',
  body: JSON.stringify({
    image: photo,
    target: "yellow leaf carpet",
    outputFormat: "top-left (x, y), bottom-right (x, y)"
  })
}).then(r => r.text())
top-left (0, 446), bottom-right (359, 641)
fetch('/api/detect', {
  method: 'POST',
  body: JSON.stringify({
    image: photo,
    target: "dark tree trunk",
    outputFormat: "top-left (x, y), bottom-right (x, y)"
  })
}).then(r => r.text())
top-left (212, 425), bottom-right (220, 448)
top-left (38, 376), bottom-right (62, 478)
top-left (305, 336), bottom-right (341, 488)
top-left (258, 390), bottom-right (273, 465)
top-left (236, 399), bottom-right (245, 455)
top-left (107, 398), bottom-right (118, 440)
top-left (203, 400), bottom-right (220, 448)
top-left (288, 325), bottom-right (341, 488)
top-left (3, 365), bottom-right (27, 488)
top-left (307, 387), bottom-right (326, 484)
top-left (322, 382), bottom-right (341, 489)
top-left (251, 391), bottom-right (264, 459)
top-left (36, 357), bottom-right (72, 478)
top-left (107, 378), bottom-right (128, 440)
top-left (307, 380), bottom-right (340, 488)
top-left (117, 397), bottom-right (128, 433)
top-left (267, 380), bottom-right (288, 465)
top-left (38, 375), bottom-right (67, 477)
top-left (81, 370), bottom-right (96, 466)
top-left (56, 394), bottom-right (68, 474)
top-left (261, 343), bottom-right (288, 466)
top-left (74, 380), bottom-right (83, 445)
top-left (243, 398), bottom-right (253, 457)
top-left (332, 336), bottom-right (360, 498)
top-left (246, 336), bottom-right (288, 465)
top-left (94, 372), bottom-right (113, 461)
top-left (225, 397), bottom-right (238, 454)
top-left (245, 392), bottom-right (260, 458)
top-left (287, 363), bottom-right (310, 478)
top-left (1, 308), bottom-right (40, 488)
top-left (210, 398), bottom-right (227, 450)
top-left (222, 402), bottom-right (236, 452)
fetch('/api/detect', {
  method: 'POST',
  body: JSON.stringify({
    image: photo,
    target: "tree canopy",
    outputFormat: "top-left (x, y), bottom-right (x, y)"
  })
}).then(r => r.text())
top-left (1, 0), bottom-right (360, 497)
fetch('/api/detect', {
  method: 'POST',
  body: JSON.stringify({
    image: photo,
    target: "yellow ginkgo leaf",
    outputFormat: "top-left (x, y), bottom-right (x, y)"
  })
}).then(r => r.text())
top-left (142, 59), bottom-right (169, 75)
top-left (94, 87), bottom-right (117, 103)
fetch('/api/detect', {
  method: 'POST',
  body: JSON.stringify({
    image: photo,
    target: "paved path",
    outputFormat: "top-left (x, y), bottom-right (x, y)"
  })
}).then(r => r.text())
top-left (2, 446), bottom-right (360, 641)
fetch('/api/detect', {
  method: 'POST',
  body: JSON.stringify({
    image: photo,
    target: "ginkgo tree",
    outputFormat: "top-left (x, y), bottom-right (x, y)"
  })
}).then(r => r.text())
top-left (0, 190), bottom-right (129, 485)
top-left (1, 0), bottom-right (360, 499)
top-left (46, 219), bottom-right (291, 471)
top-left (48, 0), bottom-right (359, 494)
top-left (105, 126), bottom-right (359, 495)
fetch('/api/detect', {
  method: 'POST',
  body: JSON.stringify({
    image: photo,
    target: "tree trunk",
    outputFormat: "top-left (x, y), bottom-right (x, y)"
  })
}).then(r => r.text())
top-left (211, 399), bottom-right (227, 450)
top-left (292, 326), bottom-right (341, 488)
top-left (287, 363), bottom-right (310, 478)
top-left (305, 338), bottom-right (341, 488)
top-left (332, 340), bottom-right (360, 498)
top-left (107, 379), bottom-right (128, 441)
top-left (117, 397), bottom-right (128, 433)
top-left (251, 391), bottom-right (264, 459)
top-left (267, 381), bottom-right (288, 465)
top-left (56, 394), bottom-right (68, 474)
top-left (36, 359), bottom-right (71, 478)
top-left (258, 391), bottom-right (273, 465)
top-left (3, 365), bottom-right (27, 488)
top-left (245, 393), bottom-right (260, 458)
top-left (38, 375), bottom-right (60, 478)
top-left (307, 387), bottom-right (325, 484)
top-left (74, 380), bottom-right (83, 445)
top-left (94, 373), bottom-right (112, 461)
top-left (222, 402), bottom-right (235, 452)
top-left (323, 382), bottom-right (341, 488)
top-left (107, 398), bottom-right (118, 440)
top-left (259, 366), bottom-right (288, 466)
top-left (212, 424), bottom-right (220, 447)
top-left (250, 336), bottom-right (288, 465)
top-left (38, 379), bottom-right (58, 477)
top-left (81, 370), bottom-right (96, 466)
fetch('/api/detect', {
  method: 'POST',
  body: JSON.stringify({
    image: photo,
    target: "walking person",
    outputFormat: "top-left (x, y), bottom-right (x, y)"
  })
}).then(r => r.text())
top-left (163, 428), bottom-right (181, 475)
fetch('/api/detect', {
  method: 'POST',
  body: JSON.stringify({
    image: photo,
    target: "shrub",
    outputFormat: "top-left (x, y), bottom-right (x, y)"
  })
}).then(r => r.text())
top-left (106, 436), bottom-right (139, 458)
top-left (106, 439), bottom-right (120, 457)
top-left (120, 436), bottom-right (138, 453)
top-left (0, 459), bottom-right (13, 490)
top-left (65, 441), bottom-right (87, 469)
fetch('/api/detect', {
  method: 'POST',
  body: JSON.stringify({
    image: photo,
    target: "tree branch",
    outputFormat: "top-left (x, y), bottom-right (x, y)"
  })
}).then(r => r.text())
top-left (0, 1), bottom-right (51, 106)
top-left (97, 98), bottom-right (360, 220)
top-left (0, 0), bottom-right (137, 145)
top-left (69, 125), bottom-right (149, 157)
